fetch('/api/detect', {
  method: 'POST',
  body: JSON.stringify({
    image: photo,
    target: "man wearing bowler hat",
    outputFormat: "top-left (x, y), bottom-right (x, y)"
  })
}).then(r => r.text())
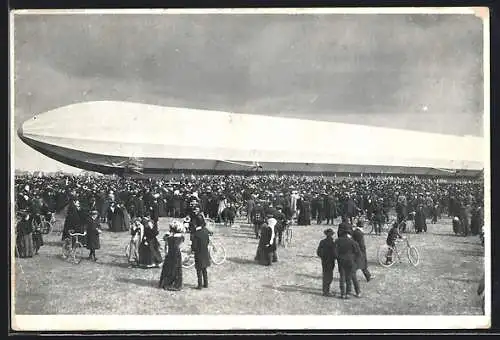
top-left (317, 228), bottom-right (337, 297)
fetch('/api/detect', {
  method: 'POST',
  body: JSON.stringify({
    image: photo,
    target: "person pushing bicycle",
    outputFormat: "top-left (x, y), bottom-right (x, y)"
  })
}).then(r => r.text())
top-left (385, 221), bottom-right (404, 265)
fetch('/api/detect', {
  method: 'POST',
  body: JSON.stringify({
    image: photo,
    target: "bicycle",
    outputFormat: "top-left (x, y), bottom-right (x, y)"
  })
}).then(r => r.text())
top-left (62, 230), bottom-right (87, 264)
top-left (36, 213), bottom-right (55, 234)
top-left (181, 235), bottom-right (226, 268)
top-left (377, 236), bottom-right (420, 268)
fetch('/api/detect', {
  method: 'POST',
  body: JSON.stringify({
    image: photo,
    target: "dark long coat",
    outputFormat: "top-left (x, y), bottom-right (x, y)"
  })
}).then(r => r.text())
top-left (16, 218), bottom-right (34, 258)
top-left (334, 235), bottom-right (361, 266)
top-left (324, 196), bottom-right (336, 219)
top-left (316, 236), bottom-right (336, 270)
top-left (85, 217), bottom-right (101, 250)
top-left (191, 227), bottom-right (211, 269)
top-left (138, 225), bottom-right (162, 266)
top-left (62, 205), bottom-right (85, 240)
top-left (159, 234), bottom-right (184, 290)
top-left (298, 200), bottom-right (311, 225)
top-left (352, 228), bottom-right (367, 270)
top-left (255, 224), bottom-right (276, 265)
top-left (107, 206), bottom-right (126, 232)
top-left (415, 209), bottom-right (427, 230)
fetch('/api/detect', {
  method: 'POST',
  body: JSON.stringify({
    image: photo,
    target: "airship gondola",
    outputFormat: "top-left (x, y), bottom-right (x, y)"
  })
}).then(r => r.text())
top-left (17, 101), bottom-right (484, 177)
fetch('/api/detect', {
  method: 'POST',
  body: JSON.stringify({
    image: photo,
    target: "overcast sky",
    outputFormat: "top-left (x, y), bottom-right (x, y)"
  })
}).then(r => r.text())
top-left (12, 12), bottom-right (484, 172)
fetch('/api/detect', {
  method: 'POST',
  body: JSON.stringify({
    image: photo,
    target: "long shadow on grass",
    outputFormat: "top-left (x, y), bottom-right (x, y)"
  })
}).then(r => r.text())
top-left (228, 234), bottom-right (257, 240)
top-left (108, 253), bottom-right (128, 260)
top-left (442, 276), bottom-right (479, 284)
top-left (296, 273), bottom-right (339, 282)
top-left (262, 284), bottom-right (323, 296)
top-left (98, 260), bottom-right (135, 269)
top-left (456, 249), bottom-right (484, 257)
top-left (452, 240), bottom-right (482, 245)
top-left (296, 273), bottom-right (322, 280)
top-left (430, 233), bottom-right (457, 237)
top-left (42, 241), bottom-right (64, 247)
top-left (116, 277), bottom-right (200, 290)
top-left (116, 277), bottom-right (157, 288)
top-left (227, 257), bottom-right (258, 265)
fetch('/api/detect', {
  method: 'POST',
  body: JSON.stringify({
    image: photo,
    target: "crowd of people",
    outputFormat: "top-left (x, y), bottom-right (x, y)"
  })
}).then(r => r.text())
top-left (14, 172), bottom-right (484, 294)
top-left (15, 172), bottom-right (484, 227)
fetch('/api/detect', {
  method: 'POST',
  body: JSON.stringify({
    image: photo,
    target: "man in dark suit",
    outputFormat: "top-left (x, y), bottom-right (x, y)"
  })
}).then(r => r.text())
top-left (317, 228), bottom-right (337, 297)
top-left (352, 221), bottom-right (372, 282)
top-left (192, 224), bottom-right (211, 289)
top-left (334, 228), bottom-right (362, 299)
top-left (345, 195), bottom-right (357, 224)
top-left (414, 205), bottom-right (427, 233)
top-left (62, 199), bottom-right (85, 241)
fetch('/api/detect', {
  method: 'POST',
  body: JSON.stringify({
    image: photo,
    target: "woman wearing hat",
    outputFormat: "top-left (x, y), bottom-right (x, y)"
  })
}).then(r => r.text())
top-left (128, 218), bottom-right (144, 266)
top-left (159, 221), bottom-right (185, 291)
top-left (254, 217), bottom-right (277, 266)
top-left (316, 228), bottom-right (337, 297)
top-left (85, 210), bottom-right (102, 261)
top-left (138, 218), bottom-right (162, 268)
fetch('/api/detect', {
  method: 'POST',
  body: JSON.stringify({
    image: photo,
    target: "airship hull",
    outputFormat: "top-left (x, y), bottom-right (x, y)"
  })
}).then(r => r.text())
top-left (17, 101), bottom-right (484, 176)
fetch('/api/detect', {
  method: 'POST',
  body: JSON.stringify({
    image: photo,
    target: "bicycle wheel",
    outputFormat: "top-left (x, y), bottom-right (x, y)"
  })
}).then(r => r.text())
top-left (407, 246), bottom-right (420, 267)
top-left (180, 244), bottom-right (195, 268)
top-left (61, 238), bottom-right (72, 259)
top-left (40, 221), bottom-right (52, 234)
top-left (367, 221), bottom-right (375, 234)
top-left (209, 241), bottom-right (226, 265)
top-left (377, 244), bottom-right (396, 268)
top-left (72, 243), bottom-right (83, 264)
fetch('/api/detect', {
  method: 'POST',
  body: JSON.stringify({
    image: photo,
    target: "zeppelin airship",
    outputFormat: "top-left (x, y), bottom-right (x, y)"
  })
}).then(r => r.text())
top-left (17, 101), bottom-right (484, 177)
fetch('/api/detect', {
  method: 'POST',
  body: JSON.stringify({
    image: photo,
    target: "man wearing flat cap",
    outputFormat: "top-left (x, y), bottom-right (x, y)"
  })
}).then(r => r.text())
top-left (317, 228), bottom-right (337, 296)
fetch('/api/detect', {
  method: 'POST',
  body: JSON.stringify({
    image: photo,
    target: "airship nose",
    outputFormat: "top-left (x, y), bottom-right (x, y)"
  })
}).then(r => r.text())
top-left (17, 125), bottom-right (24, 140)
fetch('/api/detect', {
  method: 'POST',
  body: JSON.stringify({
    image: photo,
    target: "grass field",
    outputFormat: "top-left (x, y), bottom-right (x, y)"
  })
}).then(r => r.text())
top-left (13, 215), bottom-right (484, 315)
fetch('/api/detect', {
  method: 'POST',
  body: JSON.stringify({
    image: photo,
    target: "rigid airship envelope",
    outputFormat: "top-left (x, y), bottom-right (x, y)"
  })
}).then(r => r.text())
top-left (17, 101), bottom-right (484, 175)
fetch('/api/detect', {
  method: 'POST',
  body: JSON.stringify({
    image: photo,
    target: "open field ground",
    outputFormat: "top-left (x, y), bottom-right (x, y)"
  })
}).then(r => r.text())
top-left (13, 215), bottom-right (484, 315)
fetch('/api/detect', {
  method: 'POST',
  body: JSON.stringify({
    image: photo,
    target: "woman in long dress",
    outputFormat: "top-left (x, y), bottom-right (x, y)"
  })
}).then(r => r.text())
top-left (159, 221), bottom-right (185, 291)
top-left (128, 218), bottom-right (144, 266)
top-left (254, 218), bottom-right (276, 266)
top-left (138, 218), bottom-right (162, 268)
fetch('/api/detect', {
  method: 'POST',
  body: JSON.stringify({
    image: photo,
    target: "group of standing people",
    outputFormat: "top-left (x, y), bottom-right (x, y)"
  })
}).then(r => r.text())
top-left (316, 216), bottom-right (372, 299)
top-left (158, 206), bottom-right (212, 291)
top-left (127, 216), bottom-right (163, 268)
top-left (15, 211), bottom-right (44, 258)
